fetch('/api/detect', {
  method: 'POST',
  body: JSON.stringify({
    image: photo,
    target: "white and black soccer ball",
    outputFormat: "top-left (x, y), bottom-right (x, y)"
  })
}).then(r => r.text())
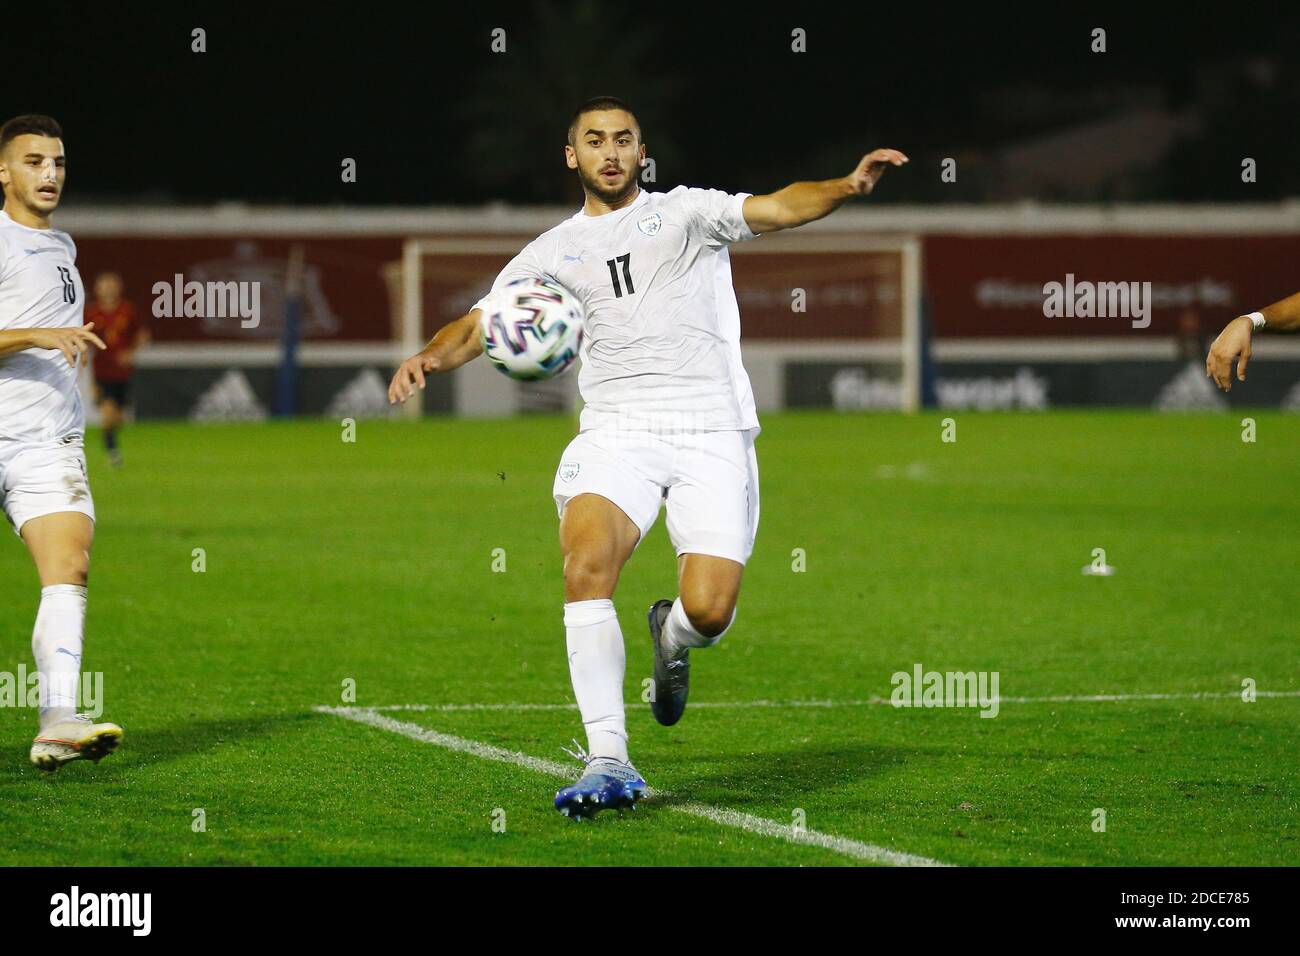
top-left (478, 277), bottom-right (585, 381)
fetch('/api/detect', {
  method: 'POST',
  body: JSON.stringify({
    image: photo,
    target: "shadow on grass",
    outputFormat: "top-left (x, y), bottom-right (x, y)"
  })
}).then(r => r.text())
top-left (0, 710), bottom-right (314, 789)
top-left (645, 742), bottom-right (913, 810)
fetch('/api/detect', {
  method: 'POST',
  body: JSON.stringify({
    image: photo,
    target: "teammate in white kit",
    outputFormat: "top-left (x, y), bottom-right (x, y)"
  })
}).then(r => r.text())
top-left (0, 115), bottom-right (124, 770)
top-left (389, 97), bottom-right (905, 817)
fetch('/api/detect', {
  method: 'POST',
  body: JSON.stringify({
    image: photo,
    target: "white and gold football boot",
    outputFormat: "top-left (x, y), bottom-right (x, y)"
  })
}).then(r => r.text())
top-left (30, 714), bottom-right (124, 772)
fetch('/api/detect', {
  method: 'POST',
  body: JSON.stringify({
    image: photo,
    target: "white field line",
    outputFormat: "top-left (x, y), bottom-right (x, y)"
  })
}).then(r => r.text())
top-left (315, 705), bottom-right (950, 867)
top-left (349, 688), bottom-right (1300, 714)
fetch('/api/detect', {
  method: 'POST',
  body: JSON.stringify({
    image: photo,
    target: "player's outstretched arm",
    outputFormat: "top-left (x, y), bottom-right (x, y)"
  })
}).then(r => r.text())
top-left (741, 148), bottom-right (909, 234)
top-left (1206, 290), bottom-right (1300, 391)
top-left (387, 309), bottom-right (485, 404)
top-left (0, 323), bottom-right (106, 365)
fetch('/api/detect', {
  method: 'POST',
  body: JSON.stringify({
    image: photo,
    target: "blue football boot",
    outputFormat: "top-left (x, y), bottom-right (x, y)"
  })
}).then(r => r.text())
top-left (554, 742), bottom-right (648, 820)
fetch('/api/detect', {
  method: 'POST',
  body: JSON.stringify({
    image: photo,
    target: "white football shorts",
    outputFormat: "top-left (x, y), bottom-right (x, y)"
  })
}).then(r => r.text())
top-left (0, 435), bottom-right (96, 537)
top-left (552, 426), bottom-right (759, 565)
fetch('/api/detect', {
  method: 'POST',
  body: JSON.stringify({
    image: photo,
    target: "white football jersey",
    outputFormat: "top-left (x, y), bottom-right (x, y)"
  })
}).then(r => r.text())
top-left (474, 186), bottom-right (761, 434)
top-left (0, 210), bottom-right (85, 442)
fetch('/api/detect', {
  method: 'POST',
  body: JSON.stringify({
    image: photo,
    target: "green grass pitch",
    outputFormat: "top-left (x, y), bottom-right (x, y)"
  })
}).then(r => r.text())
top-left (0, 410), bottom-right (1296, 866)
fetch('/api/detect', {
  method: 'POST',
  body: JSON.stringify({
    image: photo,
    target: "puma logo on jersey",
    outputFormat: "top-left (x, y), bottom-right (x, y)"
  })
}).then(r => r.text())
top-left (23, 247), bottom-right (64, 257)
top-left (563, 250), bottom-right (587, 263)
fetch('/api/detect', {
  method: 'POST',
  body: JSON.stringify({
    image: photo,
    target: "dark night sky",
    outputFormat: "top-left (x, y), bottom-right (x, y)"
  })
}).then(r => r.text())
top-left (4, 2), bottom-right (1297, 205)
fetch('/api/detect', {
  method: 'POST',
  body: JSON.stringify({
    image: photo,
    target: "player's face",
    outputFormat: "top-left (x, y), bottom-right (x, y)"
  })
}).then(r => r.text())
top-left (0, 134), bottom-right (66, 216)
top-left (567, 110), bottom-right (644, 203)
top-left (95, 273), bottom-right (123, 305)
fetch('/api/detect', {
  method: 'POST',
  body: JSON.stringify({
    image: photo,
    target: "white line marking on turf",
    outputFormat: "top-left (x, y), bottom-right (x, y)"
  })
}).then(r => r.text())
top-left (354, 689), bottom-right (1300, 714)
top-left (315, 705), bottom-right (950, 867)
top-left (992, 690), bottom-right (1300, 703)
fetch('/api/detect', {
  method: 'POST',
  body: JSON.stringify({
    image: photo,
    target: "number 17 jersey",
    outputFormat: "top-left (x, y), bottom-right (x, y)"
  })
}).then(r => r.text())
top-left (473, 186), bottom-right (762, 435)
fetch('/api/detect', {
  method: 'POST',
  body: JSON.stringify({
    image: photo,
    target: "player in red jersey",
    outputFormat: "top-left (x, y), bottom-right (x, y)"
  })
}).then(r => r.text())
top-left (86, 271), bottom-right (147, 466)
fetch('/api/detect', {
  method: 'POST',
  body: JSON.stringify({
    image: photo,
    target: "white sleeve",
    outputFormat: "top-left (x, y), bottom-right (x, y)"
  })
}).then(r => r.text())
top-left (470, 239), bottom-right (552, 314)
top-left (681, 187), bottom-right (759, 247)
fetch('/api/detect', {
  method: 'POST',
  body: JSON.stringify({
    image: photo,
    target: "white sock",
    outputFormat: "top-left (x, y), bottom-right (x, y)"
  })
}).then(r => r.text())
top-left (662, 596), bottom-right (736, 655)
top-left (32, 584), bottom-right (87, 729)
top-left (563, 598), bottom-right (628, 762)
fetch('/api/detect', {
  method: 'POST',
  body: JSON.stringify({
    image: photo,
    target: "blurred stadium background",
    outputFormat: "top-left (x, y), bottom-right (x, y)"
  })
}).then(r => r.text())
top-left (11, 4), bottom-right (1299, 426)
top-left (59, 202), bottom-right (1300, 427)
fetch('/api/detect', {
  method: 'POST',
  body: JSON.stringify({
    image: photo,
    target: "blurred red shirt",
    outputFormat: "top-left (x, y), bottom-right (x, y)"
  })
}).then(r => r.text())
top-left (88, 300), bottom-right (144, 383)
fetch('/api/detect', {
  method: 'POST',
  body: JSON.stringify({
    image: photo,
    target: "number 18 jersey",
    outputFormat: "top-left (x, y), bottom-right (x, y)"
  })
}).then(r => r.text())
top-left (0, 210), bottom-right (85, 442)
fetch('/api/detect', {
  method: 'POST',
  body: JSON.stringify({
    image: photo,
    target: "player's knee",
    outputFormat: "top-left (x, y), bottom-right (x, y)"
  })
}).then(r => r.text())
top-left (682, 597), bottom-right (737, 639)
top-left (43, 550), bottom-right (89, 587)
top-left (562, 551), bottom-right (619, 600)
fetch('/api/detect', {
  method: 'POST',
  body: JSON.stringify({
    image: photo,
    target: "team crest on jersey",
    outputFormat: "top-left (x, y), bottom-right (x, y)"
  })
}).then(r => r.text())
top-left (637, 213), bottom-right (663, 236)
top-left (559, 461), bottom-right (581, 482)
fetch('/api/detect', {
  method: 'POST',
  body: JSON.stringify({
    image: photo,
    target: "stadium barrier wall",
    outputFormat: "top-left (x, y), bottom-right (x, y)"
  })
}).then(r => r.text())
top-left (59, 203), bottom-right (1300, 419)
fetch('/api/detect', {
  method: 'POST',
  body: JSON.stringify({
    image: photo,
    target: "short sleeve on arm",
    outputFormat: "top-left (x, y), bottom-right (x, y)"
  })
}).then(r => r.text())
top-left (682, 187), bottom-right (759, 247)
top-left (470, 240), bottom-right (552, 314)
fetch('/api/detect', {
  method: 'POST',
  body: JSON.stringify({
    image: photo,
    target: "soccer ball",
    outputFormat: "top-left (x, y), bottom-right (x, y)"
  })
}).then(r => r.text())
top-left (479, 277), bottom-right (585, 381)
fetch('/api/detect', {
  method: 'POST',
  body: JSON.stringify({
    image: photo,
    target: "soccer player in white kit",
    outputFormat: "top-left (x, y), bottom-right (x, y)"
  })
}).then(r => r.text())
top-left (389, 97), bottom-right (905, 817)
top-left (1205, 289), bottom-right (1300, 391)
top-left (0, 115), bottom-right (124, 770)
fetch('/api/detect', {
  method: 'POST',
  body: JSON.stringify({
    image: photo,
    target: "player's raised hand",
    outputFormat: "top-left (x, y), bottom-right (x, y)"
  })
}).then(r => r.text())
top-left (388, 351), bottom-right (442, 404)
top-left (1206, 315), bottom-right (1254, 391)
top-left (31, 322), bottom-right (107, 367)
top-left (846, 148), bottom-right (909, 196)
